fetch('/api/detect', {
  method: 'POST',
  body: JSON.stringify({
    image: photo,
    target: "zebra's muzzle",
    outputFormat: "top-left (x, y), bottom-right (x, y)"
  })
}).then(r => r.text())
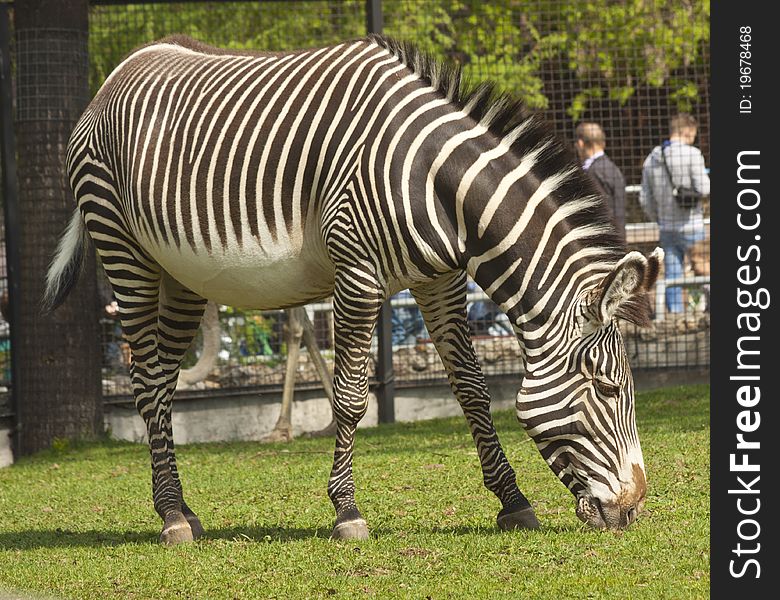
top-left (576, 496), bottom-right (640, 530)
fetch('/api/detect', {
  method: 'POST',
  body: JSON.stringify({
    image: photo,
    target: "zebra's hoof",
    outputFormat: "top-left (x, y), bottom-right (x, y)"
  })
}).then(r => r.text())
top-left (497, 504), bottom-right (541, 531)
top-left (184, 512), bottom-right (204, 540)
top-left (330, 518), bottom-right (369, 540)
top-left (160, 512), bottom-right (195, 545)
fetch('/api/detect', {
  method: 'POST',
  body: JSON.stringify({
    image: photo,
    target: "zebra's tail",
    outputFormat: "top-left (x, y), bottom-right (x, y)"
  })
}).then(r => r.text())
top-left (42, 208), bottom-right (89, 314)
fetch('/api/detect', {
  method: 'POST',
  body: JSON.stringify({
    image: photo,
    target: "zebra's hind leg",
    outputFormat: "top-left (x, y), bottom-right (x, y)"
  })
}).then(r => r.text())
top-left (411, 273), bottom-right (540, 531)
top-left (104, 262), bottom-right (203, 544)
top-left (327, 269), bottom-right (384, 540)
top-left (157, 272), bottom-right (209, 540)
top-left (104, 263), bottom-right (189, 543)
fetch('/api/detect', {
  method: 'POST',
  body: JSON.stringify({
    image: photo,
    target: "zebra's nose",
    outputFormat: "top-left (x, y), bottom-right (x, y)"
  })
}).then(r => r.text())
top-left (624, 504), bottom-right (638, 527)
top-left (632, 464), bottom-right (647, 493)
top-left (619, 464), bottom-right (646, 527)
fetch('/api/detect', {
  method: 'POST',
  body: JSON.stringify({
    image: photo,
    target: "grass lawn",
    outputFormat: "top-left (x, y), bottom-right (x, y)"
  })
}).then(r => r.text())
top-left (0, 384), bottom-right (709, 599)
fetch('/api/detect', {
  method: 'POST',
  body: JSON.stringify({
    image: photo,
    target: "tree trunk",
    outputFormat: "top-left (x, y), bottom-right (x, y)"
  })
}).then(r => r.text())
top-left (14, 0), bottom-right (102, 454)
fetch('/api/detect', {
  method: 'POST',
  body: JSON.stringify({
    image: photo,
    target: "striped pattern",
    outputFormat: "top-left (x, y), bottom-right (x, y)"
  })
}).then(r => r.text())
top-left (48, 34), bottom-right (661, 539)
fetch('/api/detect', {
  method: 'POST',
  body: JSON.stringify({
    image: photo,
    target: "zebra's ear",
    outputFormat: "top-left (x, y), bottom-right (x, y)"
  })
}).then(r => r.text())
top-left (587, 248), bottom-right (663, 326)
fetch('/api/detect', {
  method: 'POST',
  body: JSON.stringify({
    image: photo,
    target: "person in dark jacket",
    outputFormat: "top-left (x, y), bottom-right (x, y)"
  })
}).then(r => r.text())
top-left (575, 122), bottom-right (627, 241)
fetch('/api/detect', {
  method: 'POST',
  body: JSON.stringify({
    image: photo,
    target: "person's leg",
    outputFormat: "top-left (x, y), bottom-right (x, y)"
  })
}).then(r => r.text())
top-left (660, 231), bottom-right (685, 313)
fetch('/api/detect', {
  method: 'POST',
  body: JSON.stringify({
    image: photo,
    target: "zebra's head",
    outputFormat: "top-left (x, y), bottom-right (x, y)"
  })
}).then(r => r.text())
top-left (515, 248), bottom-right (663, 530)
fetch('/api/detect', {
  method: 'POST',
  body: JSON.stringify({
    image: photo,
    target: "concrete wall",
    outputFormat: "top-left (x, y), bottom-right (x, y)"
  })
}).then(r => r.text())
top-left (105, 380), bottom-right (521, 445)
top-left (0, 427), bottom-right (12, 468)
top-left (103, 369), bottom-right (707, 445)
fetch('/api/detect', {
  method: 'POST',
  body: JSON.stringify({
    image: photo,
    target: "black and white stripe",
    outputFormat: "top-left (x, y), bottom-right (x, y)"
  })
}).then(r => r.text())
top-left (46, 34), bottom-right (662, 540)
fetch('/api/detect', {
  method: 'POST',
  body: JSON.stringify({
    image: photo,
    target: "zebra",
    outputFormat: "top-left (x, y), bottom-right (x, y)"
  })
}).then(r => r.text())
top-left (44, 34), bottom-right (662, 543)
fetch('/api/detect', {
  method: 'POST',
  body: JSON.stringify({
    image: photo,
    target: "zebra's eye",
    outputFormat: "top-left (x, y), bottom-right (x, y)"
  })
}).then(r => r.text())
top-left (594, 380), bottom-right (620, 397)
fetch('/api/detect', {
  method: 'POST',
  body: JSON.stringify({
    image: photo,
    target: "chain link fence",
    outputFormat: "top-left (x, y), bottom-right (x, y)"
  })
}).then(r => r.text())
top-left (3, 0), bottom-right (711, 405)
top-left (0, 219), bottom-right (10, 418)
top-left (0, 4), bottom-right (12, 423)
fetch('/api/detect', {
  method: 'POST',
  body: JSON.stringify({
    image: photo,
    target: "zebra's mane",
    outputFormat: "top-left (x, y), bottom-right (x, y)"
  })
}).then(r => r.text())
top-left (370, 34), bottom-right (651, 326)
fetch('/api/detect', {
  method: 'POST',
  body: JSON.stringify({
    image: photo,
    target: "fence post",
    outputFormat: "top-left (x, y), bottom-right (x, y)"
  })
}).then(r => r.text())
top-left (366, 0), bottom-right (383, 36)
top-left (376, 303), bottom-right (395, 424)
top-left (13, 0), bottom-right (103, 455)
top-left (0, 3), bottom-right (21, 457)
top-left (364, 0), bottom-right (394, 423)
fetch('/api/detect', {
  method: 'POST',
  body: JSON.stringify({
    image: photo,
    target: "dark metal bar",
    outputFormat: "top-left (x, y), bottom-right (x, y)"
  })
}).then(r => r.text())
top-left (365, 0), bottom-right (391, 422)
top-left (375, 301), bottom-right (395, 424)
top-left (0, 3), bottom-right (23, 457)
top-left (365, 0), bottom-right (383, 34)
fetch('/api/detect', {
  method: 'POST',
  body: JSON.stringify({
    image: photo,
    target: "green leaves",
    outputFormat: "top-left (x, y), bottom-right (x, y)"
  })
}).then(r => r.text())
top-left (383, 0), bottom-right (709, 120)
top-left (87, 0), bottom-right (709, 122)
top-left (559, 0), bottom-right (710, 117)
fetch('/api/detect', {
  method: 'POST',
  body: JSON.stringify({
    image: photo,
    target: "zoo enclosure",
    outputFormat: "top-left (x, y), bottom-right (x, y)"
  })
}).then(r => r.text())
top-left (0, 0), bottom-right (711, 422)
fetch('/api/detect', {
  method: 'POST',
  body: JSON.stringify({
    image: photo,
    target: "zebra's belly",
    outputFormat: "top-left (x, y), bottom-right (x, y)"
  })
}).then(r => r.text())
top-left (152, 240), bottom-right (336, 310)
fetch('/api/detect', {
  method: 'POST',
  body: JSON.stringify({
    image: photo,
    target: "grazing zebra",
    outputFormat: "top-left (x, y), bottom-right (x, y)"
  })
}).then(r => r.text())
top-left (44, 34), bottom-right (662, 543)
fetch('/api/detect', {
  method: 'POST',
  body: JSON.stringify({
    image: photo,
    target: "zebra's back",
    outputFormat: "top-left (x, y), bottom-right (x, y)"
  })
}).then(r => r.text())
top-left (68, 35), bottom-right (406, 307)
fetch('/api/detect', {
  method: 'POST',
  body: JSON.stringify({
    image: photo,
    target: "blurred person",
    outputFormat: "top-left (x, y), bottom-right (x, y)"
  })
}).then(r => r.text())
top-left (575, 122), bottom-right (626, 241)
top-left (639, 113), bottom-right (710, 314)
top-left (466, 280), bottom-right (511, 337)
top-left (391, 289), bottom-right (427, 346)
top-left (102, 295), bottom-right (127, 369)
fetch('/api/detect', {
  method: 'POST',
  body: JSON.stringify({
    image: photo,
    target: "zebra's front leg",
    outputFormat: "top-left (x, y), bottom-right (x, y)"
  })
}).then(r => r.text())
top-left (328, 271), bottom-right (383, 540)
top-left (411, 274), bottom-right (540, 531)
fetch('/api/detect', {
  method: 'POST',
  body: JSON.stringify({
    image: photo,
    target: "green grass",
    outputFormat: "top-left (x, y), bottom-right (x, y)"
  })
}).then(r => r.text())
top-left (0, 385), bottom-right (709, 599)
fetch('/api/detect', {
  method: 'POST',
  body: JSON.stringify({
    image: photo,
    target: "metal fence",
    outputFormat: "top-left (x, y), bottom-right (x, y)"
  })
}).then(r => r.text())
top-left (2, 0), bottom-right (711, 413)
top-left (0, 5), bottom-right (13, 421)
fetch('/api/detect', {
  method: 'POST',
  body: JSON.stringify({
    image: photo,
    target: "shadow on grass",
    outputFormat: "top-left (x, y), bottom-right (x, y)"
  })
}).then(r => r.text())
top-left (0, 528), bottom-right (157, 549)
top-left (0, 521), bottom-right (565, 549)
top-left (422, 522), bottom-right (587, 535)
top-left (0, 525), bottom-right (333, 550)
top-left (209, 521), bottom-right (569, 541)
top-left (206, 525), bottom-right (332, 542)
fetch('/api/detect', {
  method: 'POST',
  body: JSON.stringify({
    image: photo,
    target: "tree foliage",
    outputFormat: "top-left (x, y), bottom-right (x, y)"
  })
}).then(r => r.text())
top-left (559, 0), bottom-right (710, 118)
top-left (88, 1), bottom-right (365, 94)
top-left (384, 0), bottom-right (709, 117)
top-left (88, 0), bottom-right (709, 120)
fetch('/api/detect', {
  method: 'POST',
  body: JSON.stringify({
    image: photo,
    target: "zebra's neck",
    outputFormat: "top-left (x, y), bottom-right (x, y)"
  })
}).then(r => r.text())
top-left (367, 36), bottom-right (624, 332)
top-left (399, 113), bottom-right (622, 339)
top-left (463, 159), bottom-right (619, 331)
